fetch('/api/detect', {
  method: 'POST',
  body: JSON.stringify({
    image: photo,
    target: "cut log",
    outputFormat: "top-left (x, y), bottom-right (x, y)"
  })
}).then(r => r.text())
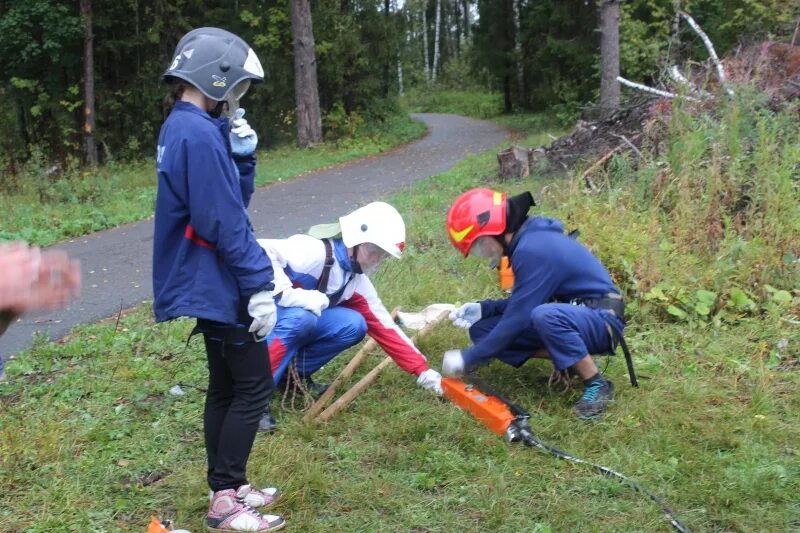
top-left (497, 145), bottom-right (531, 179)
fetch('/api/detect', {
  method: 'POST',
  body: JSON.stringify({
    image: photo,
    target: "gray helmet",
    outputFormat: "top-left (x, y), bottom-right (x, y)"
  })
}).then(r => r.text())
top-left (163, 27), bottom-right (264, 102)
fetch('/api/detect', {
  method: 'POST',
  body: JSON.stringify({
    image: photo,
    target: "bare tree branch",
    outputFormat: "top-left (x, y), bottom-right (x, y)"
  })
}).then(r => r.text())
top-left (616, 76), bottom-right (701, 102)
top-left (679, 11), bottom-right (734, 96)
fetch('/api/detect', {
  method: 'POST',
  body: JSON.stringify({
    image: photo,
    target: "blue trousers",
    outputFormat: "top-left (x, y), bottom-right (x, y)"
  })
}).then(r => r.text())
top-left (266, 306), bottom-right (368, 382)
top-left (469, 303), bottom-right (619, 371)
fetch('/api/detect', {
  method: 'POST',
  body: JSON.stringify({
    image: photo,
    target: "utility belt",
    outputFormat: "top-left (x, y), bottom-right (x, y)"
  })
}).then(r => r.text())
top-left (572, 293), bottom-right (625, 320)
top-left (561, 293), bottom-right (638, 387)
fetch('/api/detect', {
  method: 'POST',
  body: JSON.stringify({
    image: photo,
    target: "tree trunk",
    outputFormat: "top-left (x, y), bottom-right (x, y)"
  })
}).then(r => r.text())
top-left (512, 0), bottom-right (524, 108)
top-left (397, 57), bottom-right (404, 95)
top-left (599, 0), bottom-right (620, 119)
top-left (291, 0), bottom-right (323, 147)
top-left (382, 0), bottom-right (391, 96)
top-left (80, 0), bottom-right (99, 167)
top-left (422, 9), bottom-right (430, 82)
top-left (462, 0), bottom-right (469, 41)
top-left (431, 0), bottom-right (441, 82)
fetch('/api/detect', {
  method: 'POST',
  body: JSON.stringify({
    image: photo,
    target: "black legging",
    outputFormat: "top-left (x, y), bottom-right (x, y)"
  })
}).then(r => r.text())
top-left (202, 332), bottom-right (273, 491)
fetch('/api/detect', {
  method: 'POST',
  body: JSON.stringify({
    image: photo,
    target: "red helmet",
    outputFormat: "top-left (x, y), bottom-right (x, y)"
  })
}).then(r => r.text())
top-left (446, 188), bottom-right (507, 256)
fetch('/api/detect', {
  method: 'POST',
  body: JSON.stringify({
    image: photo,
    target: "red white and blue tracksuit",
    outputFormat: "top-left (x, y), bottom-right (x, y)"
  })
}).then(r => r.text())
top-left (258, 235), bottom-right (431, 382)
top-left (463, 216), bottom-right (625, 372)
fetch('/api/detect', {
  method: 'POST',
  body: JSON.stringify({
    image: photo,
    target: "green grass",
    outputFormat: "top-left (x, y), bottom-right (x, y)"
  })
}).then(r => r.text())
top-left (1, 96), bottom-right (798, 531)
top-left (402, 88), bottom-right (505, 119)
top-left (1, 101), bottom-right (798, 531)
top-left (0, 113), bottom-right (426, 247)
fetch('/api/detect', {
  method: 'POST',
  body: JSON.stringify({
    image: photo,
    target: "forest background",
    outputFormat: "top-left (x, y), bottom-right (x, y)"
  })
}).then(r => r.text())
top-left (0, 0), bottom-right (796, 175)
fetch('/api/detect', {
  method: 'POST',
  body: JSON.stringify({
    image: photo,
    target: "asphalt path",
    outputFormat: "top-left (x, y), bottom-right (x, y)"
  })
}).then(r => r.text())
top-left (0, 113), bottom-right (508, 358)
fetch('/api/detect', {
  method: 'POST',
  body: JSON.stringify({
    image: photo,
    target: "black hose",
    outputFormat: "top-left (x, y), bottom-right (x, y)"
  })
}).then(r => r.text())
top-left (517, 424), bottom-right (691, 533)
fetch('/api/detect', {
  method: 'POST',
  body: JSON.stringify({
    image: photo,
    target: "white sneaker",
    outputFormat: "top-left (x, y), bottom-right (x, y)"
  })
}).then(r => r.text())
top-left (207, 488), bottom-right (285, 532)
top-left (208, 484), bottom-right (280, 508)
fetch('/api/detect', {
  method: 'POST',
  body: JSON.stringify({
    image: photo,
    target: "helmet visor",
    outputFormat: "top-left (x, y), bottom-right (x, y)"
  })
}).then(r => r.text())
top-left (231, 79), bottom-right (251, 102)
top-left (468, 236), bottom-right (502, 260)
top-left (356, 242), bottom-right (391, 275)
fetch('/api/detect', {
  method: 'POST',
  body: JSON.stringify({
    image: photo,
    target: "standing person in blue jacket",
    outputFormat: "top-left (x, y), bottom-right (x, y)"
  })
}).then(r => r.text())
top-left (154, 28), bottom-right (285, 532)
top-left (441, 188), bottom-right (624, 420)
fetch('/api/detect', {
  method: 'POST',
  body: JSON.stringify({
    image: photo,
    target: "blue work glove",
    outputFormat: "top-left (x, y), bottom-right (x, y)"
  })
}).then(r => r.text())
top-left (448, 302), bottom-right (481, 329)
top-left (230, 108), bottom-right (258, 156)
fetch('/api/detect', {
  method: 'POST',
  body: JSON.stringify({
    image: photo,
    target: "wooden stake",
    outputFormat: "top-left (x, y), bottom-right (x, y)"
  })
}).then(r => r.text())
top-left (314, 310), bottom-right (449, 423)
top-left (302, 306), bottom-right (400, 422)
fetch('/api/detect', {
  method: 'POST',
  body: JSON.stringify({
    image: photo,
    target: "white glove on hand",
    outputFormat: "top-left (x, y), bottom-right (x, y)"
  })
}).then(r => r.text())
top-left (230, 108), bottom-right (258, 156)
top-left (278, 287), bottom-right (329, 316)
top-left (416, 368), bottom-right (443, 396)
top-left (449, 302), bottom-right (481, 329)
top-left (442, 349), bottom-right (465, 376)
top-left (247, 290), bottom-right (277, 338)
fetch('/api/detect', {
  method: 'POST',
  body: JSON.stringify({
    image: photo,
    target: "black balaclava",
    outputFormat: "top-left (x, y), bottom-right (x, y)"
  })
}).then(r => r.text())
top-left (494, 191), bottom-right (536, 255)
top-left (506, 191), bottom-right (536, 234)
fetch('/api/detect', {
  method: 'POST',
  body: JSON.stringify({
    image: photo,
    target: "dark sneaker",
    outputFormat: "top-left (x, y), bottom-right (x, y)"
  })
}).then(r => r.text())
top-left (574, 378), bottom-right (614, 420)
top-left (258, 406), bottom-right (278, 433)
top-left (303, 375), bottom-right (329, 398)
top-left (207, 487), bottom-right (285, 532)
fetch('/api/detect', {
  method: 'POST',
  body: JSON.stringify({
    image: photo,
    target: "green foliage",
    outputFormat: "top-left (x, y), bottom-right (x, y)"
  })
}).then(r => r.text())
top-left (402, 88), bottom-right (504, 119)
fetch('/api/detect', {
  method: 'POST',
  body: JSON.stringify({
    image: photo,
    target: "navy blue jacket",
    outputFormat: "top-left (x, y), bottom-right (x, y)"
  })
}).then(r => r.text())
top-left (152, 101), bottom-right (274, 325)
top-left (462, 216), bottom-right (622, 367)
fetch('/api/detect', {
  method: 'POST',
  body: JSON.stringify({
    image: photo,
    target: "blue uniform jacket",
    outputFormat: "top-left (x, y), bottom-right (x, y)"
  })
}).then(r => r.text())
top-left (462, 216), bottom-right (623, 367)
top-left (152, 101), bottom-right (274, 325)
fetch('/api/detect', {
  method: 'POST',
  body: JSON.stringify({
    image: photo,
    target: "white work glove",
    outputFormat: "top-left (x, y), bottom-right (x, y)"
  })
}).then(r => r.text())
top-left (247, 290), bottom-right (277, 338)
top-left (416, 368), bottom-right (443, 396)
top-left (230, 108), bottom-right (258, 156)
top-left (448, 302), bottom-right (482, 329)
top-left (277, 287), bottom-right (329, 316)
top-left (442, 349), bottom-right (465, 376)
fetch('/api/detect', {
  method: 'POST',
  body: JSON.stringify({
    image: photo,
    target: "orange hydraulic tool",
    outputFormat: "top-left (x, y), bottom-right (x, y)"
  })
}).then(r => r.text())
top-left (441, 377), bottom-right (516, 437)
top-left (440, 375), bottom-right (691, 533)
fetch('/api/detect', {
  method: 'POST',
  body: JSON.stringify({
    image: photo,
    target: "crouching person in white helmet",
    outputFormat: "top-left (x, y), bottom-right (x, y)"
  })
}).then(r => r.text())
top-left (256, 202), bottom-right (443, 431)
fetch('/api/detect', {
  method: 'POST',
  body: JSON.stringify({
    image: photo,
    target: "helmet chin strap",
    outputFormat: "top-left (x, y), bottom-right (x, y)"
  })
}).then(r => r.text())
top-left (209, 100), bottom-right (226, 118)
top-left (350, 244), bottom-right (363, 274)
top-left (494, 235), bottom-right (509, 257)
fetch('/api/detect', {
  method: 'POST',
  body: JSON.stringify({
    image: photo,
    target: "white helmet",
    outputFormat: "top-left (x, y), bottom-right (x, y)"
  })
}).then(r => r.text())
top-left (339, 202), bottom-right (405, 258)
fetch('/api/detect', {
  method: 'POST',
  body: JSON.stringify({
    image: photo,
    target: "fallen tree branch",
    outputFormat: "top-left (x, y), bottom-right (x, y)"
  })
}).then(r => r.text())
top-left (669, 65), bottom-right (712, 98)
top-left (581, 132), bottom-right (644, 190)
top-left (612, 134), bottom-right (643, 158)
top-left (617, 76), bottom-right (701, 102)
top-left (679, 11), bottom-right (734, 96)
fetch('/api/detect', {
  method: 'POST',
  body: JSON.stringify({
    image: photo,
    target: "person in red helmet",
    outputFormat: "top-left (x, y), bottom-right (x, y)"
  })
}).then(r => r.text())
top-left (442, 188), bottom-right (625, 420)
